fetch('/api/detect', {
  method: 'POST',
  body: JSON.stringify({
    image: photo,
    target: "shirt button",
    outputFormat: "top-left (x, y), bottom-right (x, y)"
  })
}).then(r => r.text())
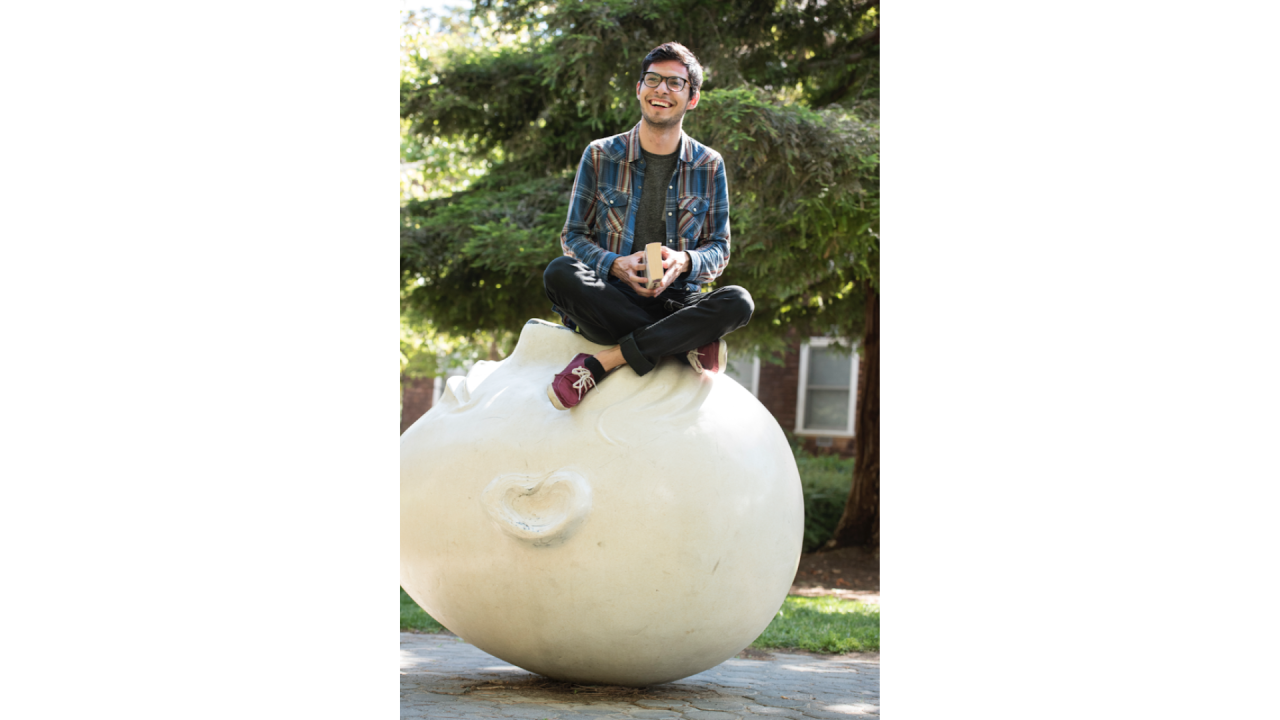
top-left (668, 212), bottom-right (672, 216)
top-left (669, 185), bottom-right (673, 189)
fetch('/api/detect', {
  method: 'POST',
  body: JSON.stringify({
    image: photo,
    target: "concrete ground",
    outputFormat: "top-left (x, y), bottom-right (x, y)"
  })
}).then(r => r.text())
top-left (401, 632), bottom-right (879, 719)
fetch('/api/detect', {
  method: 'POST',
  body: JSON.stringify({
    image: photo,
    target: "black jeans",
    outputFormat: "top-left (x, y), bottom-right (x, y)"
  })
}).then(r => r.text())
top-left (542, 256), bottom-right (754, 376)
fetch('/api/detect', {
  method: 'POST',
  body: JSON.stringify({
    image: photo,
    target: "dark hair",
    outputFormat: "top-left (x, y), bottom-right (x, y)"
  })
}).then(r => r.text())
top-left (641, 42), bottom-right (704, 97)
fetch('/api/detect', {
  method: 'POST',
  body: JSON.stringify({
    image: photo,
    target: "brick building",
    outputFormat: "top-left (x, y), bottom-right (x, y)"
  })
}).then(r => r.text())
top-left (725, 332), bottom-right (860, 458)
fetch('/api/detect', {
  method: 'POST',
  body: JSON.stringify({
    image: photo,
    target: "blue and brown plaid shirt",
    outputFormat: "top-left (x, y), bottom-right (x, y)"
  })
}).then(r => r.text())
top-left (560, 123), bottom-right (731, 293)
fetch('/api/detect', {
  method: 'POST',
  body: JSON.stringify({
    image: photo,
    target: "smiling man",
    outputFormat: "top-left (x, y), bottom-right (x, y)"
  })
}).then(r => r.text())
top-left (543, 42), bottom-right (753, 410)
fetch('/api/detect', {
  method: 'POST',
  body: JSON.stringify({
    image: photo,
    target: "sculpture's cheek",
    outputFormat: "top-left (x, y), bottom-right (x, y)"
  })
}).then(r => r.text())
top-left (481, 470), bottom-right (592, 547)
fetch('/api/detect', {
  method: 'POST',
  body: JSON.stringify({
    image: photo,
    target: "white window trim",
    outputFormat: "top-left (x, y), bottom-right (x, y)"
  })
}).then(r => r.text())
top-left (734, 355), bottom-right (760, 396)
top-left (794, 336), bottom-right (859, 437)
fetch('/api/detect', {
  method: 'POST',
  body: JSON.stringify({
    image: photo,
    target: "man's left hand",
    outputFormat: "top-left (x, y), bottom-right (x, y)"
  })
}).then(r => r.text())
top-left (653, 246), bottom-right (690, 297)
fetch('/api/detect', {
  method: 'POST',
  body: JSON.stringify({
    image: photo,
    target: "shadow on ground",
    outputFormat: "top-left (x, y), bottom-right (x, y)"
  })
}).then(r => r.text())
top-left (402, 632), bottom-right (880, 718)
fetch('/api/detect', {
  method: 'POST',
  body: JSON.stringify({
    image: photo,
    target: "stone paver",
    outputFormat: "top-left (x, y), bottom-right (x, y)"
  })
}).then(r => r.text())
top-left (402, 632), bottom-right (879, 719)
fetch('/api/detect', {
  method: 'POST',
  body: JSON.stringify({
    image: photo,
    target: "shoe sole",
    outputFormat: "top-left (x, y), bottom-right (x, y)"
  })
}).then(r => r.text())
top-left (547, 383), bottom-right (570, 410)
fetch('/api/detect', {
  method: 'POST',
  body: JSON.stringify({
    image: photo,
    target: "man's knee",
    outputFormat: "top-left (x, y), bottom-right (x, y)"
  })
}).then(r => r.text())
top-left (721, 286), bottom-right (754, 326)
top-left (543, 256), bottom-right (579, 292)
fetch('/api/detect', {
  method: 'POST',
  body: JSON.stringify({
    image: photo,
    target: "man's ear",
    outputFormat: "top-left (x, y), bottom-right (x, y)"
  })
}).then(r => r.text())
top-left (687, 91), bottom-right (699, 111)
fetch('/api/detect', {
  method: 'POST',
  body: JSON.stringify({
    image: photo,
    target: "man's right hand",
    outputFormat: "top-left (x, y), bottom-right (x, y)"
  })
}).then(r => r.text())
top-left (610, 252), bottom-right (657, 296)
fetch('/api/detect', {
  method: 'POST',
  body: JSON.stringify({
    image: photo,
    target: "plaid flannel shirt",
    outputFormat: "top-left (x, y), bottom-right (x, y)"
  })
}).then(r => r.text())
top-left (559, 123), bottom-right (731, 293)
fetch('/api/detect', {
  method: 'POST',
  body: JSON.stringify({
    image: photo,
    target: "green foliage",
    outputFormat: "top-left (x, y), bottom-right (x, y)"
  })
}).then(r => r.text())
top-left (796, 449), bottom-right (856, 553)
top-left (401, 311), bottom-right (515, 379)
top-left (406, 0), bottom-right (879, 173)
top-left (401, 167), bottom-right (569, 337)
top-left (405, 46), bottom-right (550, 156)
top-left (401, 587), bottom-right (448, 633)
top-left (475, 0), bottom-right (879, 107)
top-left (399, 4), bottom-right (515, 200)
top-left (401, 124), bottom-right (501, 201)
top-left (686, 87), bottom-right (879, 354)
top-left (752, 595), bottom-right (879, 653)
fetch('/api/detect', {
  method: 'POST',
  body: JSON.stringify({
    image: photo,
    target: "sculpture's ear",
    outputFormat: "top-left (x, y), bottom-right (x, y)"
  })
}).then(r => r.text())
top-left (436, 359), bottom-right (506, 412)
top-left (434, 375), bottom-right (468, 409)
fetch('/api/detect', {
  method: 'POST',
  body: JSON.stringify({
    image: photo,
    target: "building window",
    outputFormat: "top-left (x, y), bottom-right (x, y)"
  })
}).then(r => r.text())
top-left (723, 350), bottom-right (760, 396)
top-left (795, 337), bottom-right (858, 436)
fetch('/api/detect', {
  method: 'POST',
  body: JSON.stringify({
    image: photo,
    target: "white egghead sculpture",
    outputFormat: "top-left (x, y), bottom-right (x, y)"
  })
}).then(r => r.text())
top-left (400, 319), bottom-right (804, 687)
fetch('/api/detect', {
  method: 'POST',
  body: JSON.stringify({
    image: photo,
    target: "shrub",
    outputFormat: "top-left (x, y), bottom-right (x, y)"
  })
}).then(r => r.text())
top-left (752, 595), bottom-right (879, 653)
top-left (795, 449), bottom-right (854, 553)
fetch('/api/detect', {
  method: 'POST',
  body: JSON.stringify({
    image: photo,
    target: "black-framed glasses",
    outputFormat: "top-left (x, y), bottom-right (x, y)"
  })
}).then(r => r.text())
top-left (641, 71), bottom-right (689, 92)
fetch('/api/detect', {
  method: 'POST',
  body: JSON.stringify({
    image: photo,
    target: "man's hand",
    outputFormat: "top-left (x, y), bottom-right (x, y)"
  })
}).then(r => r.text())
top-left (654, 246), bottom-right (690, 296)
top-left (610, 252), bottom-right (650, 295)
top-left (611, 247), bottom-right (690, 297)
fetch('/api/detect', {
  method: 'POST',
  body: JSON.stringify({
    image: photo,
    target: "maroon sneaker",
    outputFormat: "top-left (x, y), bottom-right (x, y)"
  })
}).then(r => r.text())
top-left (547, 353), bottom-right (598, 410)
top-left (688, 338), bottom-right (727, 375)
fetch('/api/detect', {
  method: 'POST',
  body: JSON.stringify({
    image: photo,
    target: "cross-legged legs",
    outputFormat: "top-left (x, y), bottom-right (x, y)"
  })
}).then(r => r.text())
top-left (542, 255), bottom-right (753, 378)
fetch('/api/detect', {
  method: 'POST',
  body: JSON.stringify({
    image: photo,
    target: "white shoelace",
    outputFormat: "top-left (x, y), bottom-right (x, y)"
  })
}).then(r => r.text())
top-left (688, 349), bottom-right (705, 374)
top-left (570, 366), bottom-right (596, 398)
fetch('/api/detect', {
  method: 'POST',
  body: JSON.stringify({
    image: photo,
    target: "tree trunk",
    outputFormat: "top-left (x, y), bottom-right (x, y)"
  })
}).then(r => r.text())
top-left (830, 290), bottom-right (879, 548)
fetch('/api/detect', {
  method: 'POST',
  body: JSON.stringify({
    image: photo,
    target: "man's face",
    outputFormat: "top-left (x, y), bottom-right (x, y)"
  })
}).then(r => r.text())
top-left (636, 59), bottom-right (699, 130)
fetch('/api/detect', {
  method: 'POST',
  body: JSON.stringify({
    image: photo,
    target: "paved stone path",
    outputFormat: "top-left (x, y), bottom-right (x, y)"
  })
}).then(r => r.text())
top-left (401, 632), bottom-right (879, 719)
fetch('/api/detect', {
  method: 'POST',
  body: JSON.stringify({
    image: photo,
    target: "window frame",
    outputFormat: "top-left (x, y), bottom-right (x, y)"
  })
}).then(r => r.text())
top-left (725, 354), bottom-right (761, 396)
top-left (794, 336), bottom-right (859, 437)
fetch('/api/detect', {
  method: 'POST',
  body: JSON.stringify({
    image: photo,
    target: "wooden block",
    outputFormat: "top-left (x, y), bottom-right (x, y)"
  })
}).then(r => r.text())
top-left (644, 242), bottom-right (663, 289)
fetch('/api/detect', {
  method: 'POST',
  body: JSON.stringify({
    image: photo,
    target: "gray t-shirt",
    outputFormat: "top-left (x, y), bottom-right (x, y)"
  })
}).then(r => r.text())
top-left (634, 148), bottom-right (679, 254)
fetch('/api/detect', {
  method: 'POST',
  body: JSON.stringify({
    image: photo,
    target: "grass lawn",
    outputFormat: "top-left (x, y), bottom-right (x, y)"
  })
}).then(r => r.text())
top-left (750, 595), bottom-right (879, 653)
top-left (400, 588), bottom-right (878, 653)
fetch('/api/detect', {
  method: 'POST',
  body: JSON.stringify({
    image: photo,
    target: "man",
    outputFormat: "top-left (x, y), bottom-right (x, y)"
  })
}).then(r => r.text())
top-left (543, 42), bottom-right (754, 410)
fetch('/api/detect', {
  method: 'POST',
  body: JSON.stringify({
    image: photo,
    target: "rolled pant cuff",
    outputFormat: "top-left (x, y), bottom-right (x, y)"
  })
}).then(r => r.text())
top-left (618, 332), bottom-right (657, 376)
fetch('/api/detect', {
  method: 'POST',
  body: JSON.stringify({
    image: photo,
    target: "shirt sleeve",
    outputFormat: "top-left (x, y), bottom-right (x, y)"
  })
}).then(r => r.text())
top-left (684, 157), bottom-right (730, 285)
top-left (560, 147), bottom-right (619, 279)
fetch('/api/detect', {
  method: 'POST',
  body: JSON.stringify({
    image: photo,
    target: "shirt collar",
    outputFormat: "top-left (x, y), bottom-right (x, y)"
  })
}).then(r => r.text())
top-left (626, 122), bottom-right (694, 164)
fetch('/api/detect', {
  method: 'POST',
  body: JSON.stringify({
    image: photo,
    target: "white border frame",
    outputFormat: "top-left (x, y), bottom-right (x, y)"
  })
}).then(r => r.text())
top-left (794, 336), bottom-right (859, 437)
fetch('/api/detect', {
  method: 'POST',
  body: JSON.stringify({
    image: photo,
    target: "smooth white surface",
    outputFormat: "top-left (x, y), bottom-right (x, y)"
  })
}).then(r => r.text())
top-left (401, 319), bottom-right (804, 687)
